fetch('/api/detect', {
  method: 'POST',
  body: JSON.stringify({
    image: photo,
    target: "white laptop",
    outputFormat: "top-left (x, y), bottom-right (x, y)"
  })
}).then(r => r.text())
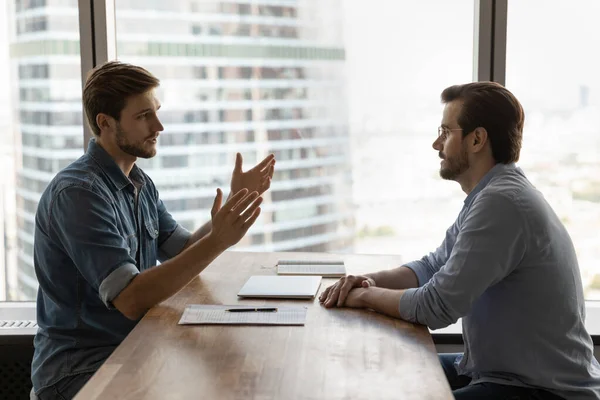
top-left (237, 276), bottom-right (322, 299)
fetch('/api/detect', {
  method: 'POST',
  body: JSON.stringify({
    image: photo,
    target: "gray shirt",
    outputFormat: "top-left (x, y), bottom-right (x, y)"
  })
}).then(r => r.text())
top-left (399, 163), bottom-right (600, 399)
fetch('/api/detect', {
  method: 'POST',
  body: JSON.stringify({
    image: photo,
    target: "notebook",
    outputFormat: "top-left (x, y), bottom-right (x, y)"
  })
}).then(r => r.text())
top-left (178, 304), bottom-right (307, 326)
top-left (237, 276), bottom-right (322, 299)
top-left (277, 260), bottom-right (346, 277)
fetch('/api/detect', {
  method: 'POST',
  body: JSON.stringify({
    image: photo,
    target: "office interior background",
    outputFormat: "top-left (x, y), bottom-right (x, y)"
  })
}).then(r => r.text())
top-left (1, 0), bottom-right (600, 305)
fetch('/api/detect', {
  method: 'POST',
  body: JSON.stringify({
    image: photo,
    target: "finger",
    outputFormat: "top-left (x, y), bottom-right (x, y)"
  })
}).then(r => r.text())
top-left (211, 188), bottom-right (223, 219)
top-left (240, 207), bottom-right (261, 233)
top-left (252, 154), bottom-right (275, 172)
top-left (362, 280), bottom-right (371, 288)
top-left (337, 277), bottom-right (357, 307)
top-left (365, 277), bottom-right (376, 287)
top-left (324, 283), bottom-right (342, 308)
top-left (267, 163), bottom-right (275, 178)
top-left (220, 188), bottom-right (249, 214)
top-left (322, 283), bottom-right (336, 305)
top-left (319, 285), bottom-right (332, 302)
top-left (325, 287), bottom-right (341, 308)
top-left (260, 159), bottom-right (276, 174)
top-left (259, 164), bottom-right (274, 182)
top-left (238, 197), bottom-right (263, 223)
top-left (260, 177), bottom-right (271, 192)
top-left (234, 152), bottom-right (243, 173)
top-left (231, 191), bottom-right (260, 214)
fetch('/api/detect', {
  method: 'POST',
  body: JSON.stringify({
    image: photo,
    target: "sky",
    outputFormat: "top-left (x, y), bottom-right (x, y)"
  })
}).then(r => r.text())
top-left (506, 0), bottom-right (600, 110)
top-left (342, 0), bottom-right (474, 133)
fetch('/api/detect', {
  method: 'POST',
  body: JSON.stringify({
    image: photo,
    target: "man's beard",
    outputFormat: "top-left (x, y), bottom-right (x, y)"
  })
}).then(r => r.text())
top-left (115, 123), bottom-right (156, 159)
top-left (439, 146), bottom-right (469, 181)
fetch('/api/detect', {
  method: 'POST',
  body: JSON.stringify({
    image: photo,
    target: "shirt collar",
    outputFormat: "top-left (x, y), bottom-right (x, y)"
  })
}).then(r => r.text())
top-left (464, 163), bottom-right (517, 206)
top-left (87, 138), bottom-right (145, 191)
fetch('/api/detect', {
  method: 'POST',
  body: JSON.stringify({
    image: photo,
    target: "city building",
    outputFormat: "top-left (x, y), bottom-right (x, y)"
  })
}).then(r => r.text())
top-left (7, 0), bottom-right (354, 300)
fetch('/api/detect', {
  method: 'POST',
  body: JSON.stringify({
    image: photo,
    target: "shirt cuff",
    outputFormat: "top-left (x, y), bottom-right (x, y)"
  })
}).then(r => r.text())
top-left (99, 262), bottom-right (139, 309)
top-left (404, 261), bottom-right (431, 287)
top-left (158, 224), bottom-right (192, 261)
top-left (398, 287), bottom-right (419, 323)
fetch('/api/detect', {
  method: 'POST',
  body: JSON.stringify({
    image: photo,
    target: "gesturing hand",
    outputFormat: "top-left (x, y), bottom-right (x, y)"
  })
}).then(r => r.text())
top-left (208, 188), bottom-right (263, 251)
top-left (230, 153), bottom-right (275, 197)
top-left (319, 275), bottom-right (376, 308)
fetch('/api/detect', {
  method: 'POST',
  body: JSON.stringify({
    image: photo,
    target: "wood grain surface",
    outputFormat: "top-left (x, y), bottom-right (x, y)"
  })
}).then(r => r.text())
top-left (75, 251), bottom-right (452, 400)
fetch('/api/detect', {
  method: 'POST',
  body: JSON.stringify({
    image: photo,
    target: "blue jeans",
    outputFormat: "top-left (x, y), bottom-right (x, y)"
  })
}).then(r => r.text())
top-left (33, 372), bottom-right (94, 400)
top-left (439, 353), bottom-right (565, 399)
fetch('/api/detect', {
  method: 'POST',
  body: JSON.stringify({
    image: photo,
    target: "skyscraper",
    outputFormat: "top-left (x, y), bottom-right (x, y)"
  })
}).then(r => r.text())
top-left (8, 0), bottom-right (354, 300)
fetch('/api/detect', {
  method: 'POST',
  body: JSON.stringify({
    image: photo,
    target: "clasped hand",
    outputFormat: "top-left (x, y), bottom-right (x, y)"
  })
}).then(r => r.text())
top-left (319, 275), bottom-right (376, 309)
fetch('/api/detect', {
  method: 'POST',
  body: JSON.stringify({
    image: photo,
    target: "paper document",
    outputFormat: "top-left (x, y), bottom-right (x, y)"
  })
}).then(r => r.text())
top-left (178, 304), bottom-right (307, 325)
top-left (277, 260), bottom-right (346, 277)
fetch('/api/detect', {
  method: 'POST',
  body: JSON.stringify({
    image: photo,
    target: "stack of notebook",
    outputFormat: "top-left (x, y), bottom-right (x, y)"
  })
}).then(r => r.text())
top-left (276, 260), bottom-right (346, 277)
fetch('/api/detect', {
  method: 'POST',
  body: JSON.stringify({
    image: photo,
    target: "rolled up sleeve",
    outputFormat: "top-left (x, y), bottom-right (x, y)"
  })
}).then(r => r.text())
top-left (404, 220), bottom-right (460, 286)
top-left (50, 186), bottom-right (139, 308)
top-left (405, 259), bottom-right (441, 288)
top-left (158, 224), bottom-right (191, 261)
top-left (99, 263), bottom-right (139, 308)
top-left (399, 193), bottom-right (526, 329)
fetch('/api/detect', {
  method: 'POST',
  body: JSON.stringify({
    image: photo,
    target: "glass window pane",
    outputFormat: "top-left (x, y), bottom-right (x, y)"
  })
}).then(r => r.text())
top-left (115, 0), bottom-right (474, 258)
top-left (116, 0), bottom-right (354, 253)
top-left (345, 0), bottom-right (474, 258)
top-left (1, 2), bottom-right (84, 301)
top-left (506, 0), bottom-right (600, 299)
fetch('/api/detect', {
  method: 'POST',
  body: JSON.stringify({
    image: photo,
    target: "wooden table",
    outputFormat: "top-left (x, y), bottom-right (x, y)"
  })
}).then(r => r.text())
top-left (75, 251), bottom-right (453, 400)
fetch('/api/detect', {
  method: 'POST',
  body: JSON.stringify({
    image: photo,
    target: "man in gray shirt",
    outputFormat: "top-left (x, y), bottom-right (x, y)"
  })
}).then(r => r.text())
top-left (320, 82), bottom-right (600, 399)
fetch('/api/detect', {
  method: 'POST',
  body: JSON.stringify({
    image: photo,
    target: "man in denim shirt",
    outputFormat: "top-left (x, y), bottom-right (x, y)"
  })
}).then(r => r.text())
top-left (321, 82), bottom-right (600, 399)
top-left (31, 61), bottom-right (275, 399)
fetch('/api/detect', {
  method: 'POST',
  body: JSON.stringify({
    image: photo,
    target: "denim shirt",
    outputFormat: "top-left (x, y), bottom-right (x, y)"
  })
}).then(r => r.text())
top-left (31, 139), bottom-right (191, 393)
top-left (400, 163), bottom-right (600, 399)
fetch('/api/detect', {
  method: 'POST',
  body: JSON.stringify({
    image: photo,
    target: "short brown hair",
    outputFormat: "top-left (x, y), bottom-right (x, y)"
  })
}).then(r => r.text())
top-left (83, 61), bottom-right (159, 136)
top-left (441, 82), bottom-right (524, 164)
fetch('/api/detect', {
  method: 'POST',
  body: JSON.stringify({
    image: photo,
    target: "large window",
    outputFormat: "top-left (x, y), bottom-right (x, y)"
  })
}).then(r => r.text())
top-left (4, 1), bottom-right (598, 304)
top-left (114, 0), bottom-right (474, 261)
top-left (345, 1), bottom-right (473, 259)
top-left (0, 1), bottom-right (83, 301)
top-left (506, 0), bottom-right (600, 299)
top-left (115, 0), bottom-right (356, 254)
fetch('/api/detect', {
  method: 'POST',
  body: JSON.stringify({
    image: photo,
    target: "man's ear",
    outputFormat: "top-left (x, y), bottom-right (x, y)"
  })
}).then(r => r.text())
top-left (472, 127), bottom-right (488, 151)
top-left (95, 113), bottom-right (114, 133)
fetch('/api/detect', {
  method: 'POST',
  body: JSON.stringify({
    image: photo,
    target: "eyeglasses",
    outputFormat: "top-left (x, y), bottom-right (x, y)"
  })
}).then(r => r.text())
top-left (437, 126), bottom-right (463, 141)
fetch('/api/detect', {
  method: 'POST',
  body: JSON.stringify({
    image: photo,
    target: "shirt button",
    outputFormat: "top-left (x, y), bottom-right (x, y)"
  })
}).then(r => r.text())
top-left (154, 229), bottom-right (159, 235)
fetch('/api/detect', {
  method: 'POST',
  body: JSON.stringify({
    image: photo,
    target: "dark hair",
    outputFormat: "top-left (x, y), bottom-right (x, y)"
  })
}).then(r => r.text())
top-left (83, 61), bottom-right (159, 136)
top-left (441, 81), bottom-right (524, 164)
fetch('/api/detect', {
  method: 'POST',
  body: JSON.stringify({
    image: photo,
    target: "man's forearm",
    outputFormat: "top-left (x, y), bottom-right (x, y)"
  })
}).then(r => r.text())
top-left (114, 234), bottom-right (225, 320)
top-left (365, 266), bottom-right (419, 290)
top-left (361, 287), bottom-right (406, 319)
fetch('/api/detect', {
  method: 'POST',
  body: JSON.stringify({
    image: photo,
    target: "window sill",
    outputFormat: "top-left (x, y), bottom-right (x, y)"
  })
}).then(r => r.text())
top-left (4, 301), bottom-right (600, 344)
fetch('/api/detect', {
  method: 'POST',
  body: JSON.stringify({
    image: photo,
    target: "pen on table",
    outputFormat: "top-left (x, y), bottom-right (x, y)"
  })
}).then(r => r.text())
top-left (225, 308), bottom-right (278, 312)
